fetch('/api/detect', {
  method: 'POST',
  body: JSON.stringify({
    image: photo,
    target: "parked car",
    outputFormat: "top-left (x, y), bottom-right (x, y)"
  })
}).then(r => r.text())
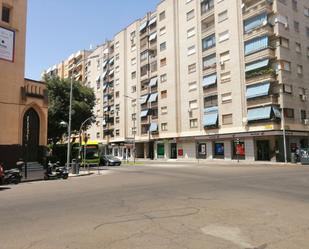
top-left (0, 163), bottom-right (4, 185)
top-left (100, 155), bottom-right (121, 166)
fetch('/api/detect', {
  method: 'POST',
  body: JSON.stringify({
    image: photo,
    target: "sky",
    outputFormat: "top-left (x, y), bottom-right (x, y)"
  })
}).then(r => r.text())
top-left (25, 0), bottom-right (159, 80)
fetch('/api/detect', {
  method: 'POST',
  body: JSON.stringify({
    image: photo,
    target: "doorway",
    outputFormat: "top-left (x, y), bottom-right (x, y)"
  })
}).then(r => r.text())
top-left (23, 108), bottom-right (40, 162)
top-left (170, 143), bottom-right (177, 159)
top-left (256, 140), bottom-right (270, 161)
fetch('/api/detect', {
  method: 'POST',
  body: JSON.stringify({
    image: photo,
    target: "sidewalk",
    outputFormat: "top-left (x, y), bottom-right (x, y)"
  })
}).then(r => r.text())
top-left (131, 158), bottom-right (302, 167)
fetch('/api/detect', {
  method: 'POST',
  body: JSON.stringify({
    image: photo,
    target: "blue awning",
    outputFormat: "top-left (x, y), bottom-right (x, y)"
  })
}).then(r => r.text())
top-left (246, 82), bottom-right (270, 99)
top-left (148, 93), bottom-right (158, 103)
top-left (139, 21), bottom-right (148, 31)
top-left (149, 123), bottom-right (158, 132)
top-left (140, 109), bottom-right (149, 118)
top-left (203, 107), bottom-right (218, 127)
top-left (272, 106), bottom-right (281, 119)
top-left (139, 95), bottom-right (149, 104)
top-left (149, 77), bottom-right (158, 87)
top-left (245, 58), bottom-right (269, 72)
top-left (203, 74), bottom-right (217, 87)
top-left (245, 36), bottom-right (269, 55)
top-left (244, 12), bottom-right (267, 33)
top-left (247, 106), bottom-right (272, 121)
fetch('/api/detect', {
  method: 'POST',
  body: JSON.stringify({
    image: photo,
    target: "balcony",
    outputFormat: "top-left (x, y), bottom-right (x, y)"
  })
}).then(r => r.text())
top-left (242, 0), bottom-right (273, 21)
top-left (201, 15), bottom-right (215, 37)
top-left (247, 95), bottom-right (279, 108)
top-left (245, 47), bottom-right (276, 64)
top-left (246, 67), bottom-right (276, 81)
top-left (201, 0), bottom-right (214, 18)
top-left (243, 25), bottom-right (274, 42)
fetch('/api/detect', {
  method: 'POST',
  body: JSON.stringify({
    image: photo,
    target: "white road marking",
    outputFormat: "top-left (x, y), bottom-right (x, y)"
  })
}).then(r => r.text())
top-left (201, 225), bottom-right (253, 248)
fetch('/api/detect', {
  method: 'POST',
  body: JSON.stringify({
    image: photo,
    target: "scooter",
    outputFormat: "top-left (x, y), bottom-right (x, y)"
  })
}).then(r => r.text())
top-left (44, 161), bottom-right (69, 180)
top-left (4, 168), bottom-right (22, 185)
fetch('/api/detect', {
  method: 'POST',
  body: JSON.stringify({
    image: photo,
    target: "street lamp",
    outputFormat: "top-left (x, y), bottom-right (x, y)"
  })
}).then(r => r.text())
top-left (124, 95), bottom-right (136, 164)
top-left (280, 89), bottom-right (288, 163)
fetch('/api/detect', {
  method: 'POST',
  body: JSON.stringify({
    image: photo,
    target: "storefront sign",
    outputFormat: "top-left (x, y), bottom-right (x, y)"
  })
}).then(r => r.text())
top-left (178, 149), bottom-right (183, 157)
top-left (0, 27), bottom-right (15, 62)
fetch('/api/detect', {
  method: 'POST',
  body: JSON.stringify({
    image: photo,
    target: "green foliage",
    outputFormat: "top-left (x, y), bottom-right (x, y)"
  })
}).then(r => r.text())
top-left (245, 67), bottom-right (276, 79)
top-left (46, 76), bottom-right (95, 145)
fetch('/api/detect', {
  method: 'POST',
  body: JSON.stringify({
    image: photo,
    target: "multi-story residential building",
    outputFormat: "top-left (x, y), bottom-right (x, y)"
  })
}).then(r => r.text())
top-left (43, 49), bottom-right (92, 83)
top-left (87, 0), bottom-right (309, 162)
top-left (0, 0), bottom-right (48, 167)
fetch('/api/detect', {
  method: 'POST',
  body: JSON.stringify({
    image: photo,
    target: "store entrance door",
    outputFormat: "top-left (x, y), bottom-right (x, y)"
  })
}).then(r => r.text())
top-left (170, 143), bottom-right (177, 159)
top-left (256, 140), bottom-right (270, 161)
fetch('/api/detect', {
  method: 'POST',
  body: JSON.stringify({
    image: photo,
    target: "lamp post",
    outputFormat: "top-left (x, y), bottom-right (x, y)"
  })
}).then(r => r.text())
top-left (124, 95), bottom-right (136, 164)
top-left (281, 90), bottom-right (288, 163)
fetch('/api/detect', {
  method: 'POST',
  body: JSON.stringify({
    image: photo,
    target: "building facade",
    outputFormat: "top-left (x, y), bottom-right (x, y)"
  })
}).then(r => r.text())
top-left (43, 50), bottom-right (92, 83)
top-left (86, 0), bottom-right (309, 162)
top-left (0, 0), bottom-right (48, 167)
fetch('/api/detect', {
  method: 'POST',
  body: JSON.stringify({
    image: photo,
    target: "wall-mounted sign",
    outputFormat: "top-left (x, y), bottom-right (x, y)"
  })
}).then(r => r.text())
top-left (0, 27), bottom-right (15, 62)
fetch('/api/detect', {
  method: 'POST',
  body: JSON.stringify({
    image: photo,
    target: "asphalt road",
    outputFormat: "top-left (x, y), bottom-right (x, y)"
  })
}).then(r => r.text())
top-left (1, 163), bottom-right (309, 249)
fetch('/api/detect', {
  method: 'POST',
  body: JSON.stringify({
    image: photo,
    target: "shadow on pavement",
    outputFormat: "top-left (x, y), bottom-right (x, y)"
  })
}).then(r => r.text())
top-left (0, 187), bottom-right (11, 191)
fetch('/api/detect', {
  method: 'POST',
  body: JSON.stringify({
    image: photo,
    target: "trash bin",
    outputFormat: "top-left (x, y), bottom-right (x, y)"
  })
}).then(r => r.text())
top-left (72, 159), bottom-right (77, 174)
top-left (291, 153), bottom-right (296, 163)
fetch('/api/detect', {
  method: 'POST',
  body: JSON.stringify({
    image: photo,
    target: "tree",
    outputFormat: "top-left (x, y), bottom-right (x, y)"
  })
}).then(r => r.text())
top-left (46, 76), bottom-right (95, 145)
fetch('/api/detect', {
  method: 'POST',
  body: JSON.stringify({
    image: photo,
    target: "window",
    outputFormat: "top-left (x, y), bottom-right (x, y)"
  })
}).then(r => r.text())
top-left (131, 71), bottom-right (136, 79)
top-left (295, 42), bottom-right (301, 53)
top-left (218, 10), bottom-right (228, 22)
top-left (161, 123), bottom-right (168, 131)
top-left (131, 85), bottom-right (137, 93)
top-left (292, 0), bottom-right (297, 11)
top-left (96, 132), bottom-right (101, 139)
top-left (305, 7), bottom-right (309, 17)
top-left (141, 64), bottom-right (149, 76)
top-left (186, 10), bottom-right (195, 21)
top-left (116, 130), bottom-right (120, 136)
top-left (189, 81), bottom-right (197, 91)
top-left (150, 61), bottom-right (157, 72)
top-left (115, 41), bottom-right (120, 48)
top-left (160, 42), bottom-right (166, 51)
top-left (245, 36), bottom-right (269, 55)
top-left (160, 58), bottom-right (167, 67)
top-left (131, 57), bottom-right (136, 65)
top-left (297, 65), bottom-right (303, 75)
top-left (202, 34), bottom-right (216, 51)
top-left (203, 53), bottom-right (216, 69)
top-left (1, 6), bottom-right (10, 23)
top-left (190, 119), bottom-right (198, 128)
top-left (160, 74), bottom-right (167, 83)
top-left (220, 51), bottom-right (230, 63)
top-left (221, 92), bottom-right (232, 103)
top-left (187, 27), bottom-right (195, 38)
top-left (132, 113), bottom-right (136, 121)
top-left (301, 110), bottom-right (307, 121)
top-left (115, 79), bottom-right (120, 85)
top-left (187, 45), bottom-right (196, 56)
top-left (160, 26), bottom-right (166, 36)
top-left (115, 66), bottom-right (119, 73)
top-left (306, 27), bottom-right (309, 38)
top-left (244, 13), bottom-right (267, 33)
top-left (188, 63), bottom-right (196, 74)
top-left (284, 108), bottom-right (294, 119)
top-left (220, 71), bottom-right (231, 83)
top-left (140, 51), bottom-right (148, 62)
top-left (204, 95), bottom-right (218, 108)
top-left (131, 99), bottom-right (137, 106)
top-left (161, 106), bottom-right (168, 115)
top-left (222, 114), bottom-right (233, 125)
top-left (294, 21), bottom-right (299, 32)
top-left (278, 60), bottom-right (291, 71)
top-left (161, 90), bottom-right (167, 99)
top-left (283, 84), bottom-right (293, 94)
top-left (159, 11), bottom-right (166, 21)
top-left (115, 117), bottom-right (120, 124)
top-left (189, 100), bottom-right (198, 110)
top-left (219, 30), bottom-right (229, 42)
top-left (115, 91), bottom-right (119, 98)
top-left (279, 37), bottom-right (289, 48)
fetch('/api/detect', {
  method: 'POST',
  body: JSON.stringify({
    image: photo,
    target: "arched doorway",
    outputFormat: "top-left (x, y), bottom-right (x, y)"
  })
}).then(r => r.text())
top-left (23, 108), bottom-right (40, 162)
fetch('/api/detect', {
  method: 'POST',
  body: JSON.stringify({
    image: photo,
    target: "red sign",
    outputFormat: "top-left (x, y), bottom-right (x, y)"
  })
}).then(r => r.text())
top-left (236, 144), bottom-right (245, 156)
top-left (178, 149), bottom-right (183, 156)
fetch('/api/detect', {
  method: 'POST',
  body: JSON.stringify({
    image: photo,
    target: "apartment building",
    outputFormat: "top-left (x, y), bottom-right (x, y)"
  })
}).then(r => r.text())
top-left (0, 0), bottom-right (48, 167)
top-left (86, 0), bottom-right (309, 162)
top-left (43, 50), bottom-right (92, 83)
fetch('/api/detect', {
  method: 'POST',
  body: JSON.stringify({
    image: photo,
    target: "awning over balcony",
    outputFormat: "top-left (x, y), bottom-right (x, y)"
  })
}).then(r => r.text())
top-left (148, 17), bottom-right (157, 26)
top-left (108, 70), bottom-right (114, 76)
top-left (148, 93), bottom-right (158, 103)
top-left (245, 58), bottom-right (269, 72)
top-left (203, 73), bottom-right (217, 87)
top-left (247, 106), bottom-right (281, 121)
top-left (102, 71), bottom-right (108, 79)
top-left (103, 83), bottom-right (108, 90)
top-left (149, 123), bottom-right (158, 132)
top-left (245, 35), bottom-right (269, 55)
top-left (109, 57), bottom-right (114, 65)
top-left (140, 109), bottom-right (149, 118)
top-left (139, 21), bottom-right (148, 32)
top-left (244, 12), bottom-right (267, 33)
top-left (246, 82), bottom-right (270, 99)
top-left (96, 75), bottom-right (101, 82)
top-left (149, 32), bottom-right (157, 42)
top-left (149, 77), bottom-right (158, 87)
top-left (139, 94), bottom-right (149, 104)
top-left (203, 106), bottom-right (218, 127)
top-left (102, 60), bottom-right (108, 68)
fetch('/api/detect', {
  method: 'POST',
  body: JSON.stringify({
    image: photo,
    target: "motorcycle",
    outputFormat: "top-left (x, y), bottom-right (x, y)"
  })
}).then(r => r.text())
top-left (44, 161), bottom-right (69, 180)
top-left (4, 168), bottom-right (22, 185)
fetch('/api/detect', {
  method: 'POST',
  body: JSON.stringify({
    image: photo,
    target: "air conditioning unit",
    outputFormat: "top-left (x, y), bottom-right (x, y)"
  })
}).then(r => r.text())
top-left (242, 117), bottom-right (248, 125)
top-left (304, 119), bottom-right (309, 125)
top-left (301, 95), bottom-right (308, 101)
top-left (284, 23), bottom-right (289, 29)
top-left (220, 61), bottom-right (225, 66)
top-left (262, 20), bottom-right (268, 26)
